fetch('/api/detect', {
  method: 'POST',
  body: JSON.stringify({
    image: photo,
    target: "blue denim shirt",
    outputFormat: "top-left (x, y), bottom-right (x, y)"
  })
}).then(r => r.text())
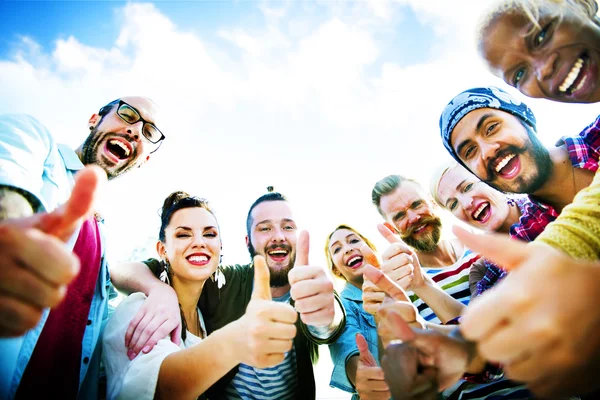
top-left (328, 283), bottom-right (378, 398)
top-left (0, 114), bottom-right (114, 399)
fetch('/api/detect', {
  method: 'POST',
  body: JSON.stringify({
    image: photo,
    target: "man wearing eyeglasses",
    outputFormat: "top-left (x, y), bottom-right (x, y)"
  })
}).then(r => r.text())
top-left (0, 96), bottom-right (164, 399)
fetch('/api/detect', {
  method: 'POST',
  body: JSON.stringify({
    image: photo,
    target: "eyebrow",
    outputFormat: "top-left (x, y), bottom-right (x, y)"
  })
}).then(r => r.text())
top-left (256, 218), bottom-right (295, 226)
top-left (175, 226), bottom-right (217, 231)
top-left (330, 233), bottom-right (358, 249)
top-left (455, 113), bottom-right (493, 157)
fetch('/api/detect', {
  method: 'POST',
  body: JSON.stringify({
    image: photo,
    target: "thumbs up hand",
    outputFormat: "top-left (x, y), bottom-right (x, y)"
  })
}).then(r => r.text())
top-left (360, 245), bottom-right (386, 316)
top-left (238, 255), bottom-right (297, 369)
top-left (354, 333), bottom-right (391, 400)
top-left (363, 265), bottom-right (425, 347)
top-left (0, 165), bottom-right (106, 337)
top-left (288, 231), bottom-right (336, 327)
top-left (378, 223), bottom-right (427, 291)
top-left (454, 226), bottom-right (600, 397)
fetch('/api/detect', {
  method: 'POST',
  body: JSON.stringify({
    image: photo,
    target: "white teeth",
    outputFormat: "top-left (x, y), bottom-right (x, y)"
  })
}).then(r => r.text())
top-left (495, 153), bottom-right (515, 173)
top-left (109, 139), bottom-right (131, 156)
top-left (559, 58), bottom-right (584, 93)
top-left (574, 75), bottom-right (587, 92)
top-left (414, 224), bottom-right (426, 232)
top-left (473, 203), bottom-right (488, 219)
top-left (347, 255), bottom-right (362, 266)
top-left (269, 250), bottom-right (287, 256)
top-left (189, 255), bottom-right (208, 263)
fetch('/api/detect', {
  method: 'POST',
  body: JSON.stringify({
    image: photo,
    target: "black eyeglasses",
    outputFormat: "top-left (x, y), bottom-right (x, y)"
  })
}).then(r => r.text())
top-left (112, 100), bottom-right (165, 145)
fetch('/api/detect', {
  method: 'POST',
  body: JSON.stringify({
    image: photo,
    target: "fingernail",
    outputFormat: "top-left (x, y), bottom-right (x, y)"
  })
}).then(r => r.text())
top-left (127, 349), bottom-right (137, 360)
top-left (142, 346), bottom-right (150, 354)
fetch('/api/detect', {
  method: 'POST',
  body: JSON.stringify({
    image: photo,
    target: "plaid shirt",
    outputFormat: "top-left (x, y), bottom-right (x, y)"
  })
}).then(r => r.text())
top-left (477, 116), bottom-right (600, 296)
top-left (559, 112), bottom-right (600, 173)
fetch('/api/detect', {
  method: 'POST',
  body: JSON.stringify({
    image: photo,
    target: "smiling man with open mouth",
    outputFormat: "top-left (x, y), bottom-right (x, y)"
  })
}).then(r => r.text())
top-left (77, 96), bottom-right (164, 180)
top-left (440, 86), bottom-right (598, 215)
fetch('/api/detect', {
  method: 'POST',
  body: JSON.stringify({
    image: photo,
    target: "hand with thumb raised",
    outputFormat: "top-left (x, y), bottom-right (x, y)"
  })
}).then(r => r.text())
top-left (0, 165), bottom-right (106, 337)
top-left (288, 231), bottom-right (336, 327)
top-left (236, 255), bottom-right (297, 369)
top-left (453, 225), bottom-right (600, 397)
top-left (377, 223), bottom-right (427, 291)
top-left (361, 245), bottom-right (386, 316)
top-left (354, 333), bottom-right (390, 400)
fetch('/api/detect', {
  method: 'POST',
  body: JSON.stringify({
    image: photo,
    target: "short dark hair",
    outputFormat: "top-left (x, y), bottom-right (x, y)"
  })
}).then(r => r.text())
top-left (98, 99), bottom-right (120, 118)
top-left (245, 191), bottom-right (288, 254)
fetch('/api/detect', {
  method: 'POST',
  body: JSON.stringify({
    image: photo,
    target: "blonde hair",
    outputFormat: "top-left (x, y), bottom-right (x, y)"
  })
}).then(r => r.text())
top-left (324, 224), bottom-right (377, 280)
top-left (477, 0), bottom-right (599, 49)
top-left (429, 161), bottom-right (461, 208)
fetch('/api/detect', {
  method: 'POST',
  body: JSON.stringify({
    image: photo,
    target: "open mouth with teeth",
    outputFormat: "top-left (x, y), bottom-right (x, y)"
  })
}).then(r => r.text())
top-left (412, 223), bottom-right (428, 234)
top-left (492, 152), bottom-right (520, 180)
top-left (471, 201), bottom-right (491, 223)
top-left (187, 253), bottom-right (211, 266)
top-left (267, 248), bottom-right (289, 262)
top-left (559, 54), bottom-right (591, 96)
top-left (345, 254), bottom-right (364, 270)
top-left (104, 138), bottom-right (132, 163)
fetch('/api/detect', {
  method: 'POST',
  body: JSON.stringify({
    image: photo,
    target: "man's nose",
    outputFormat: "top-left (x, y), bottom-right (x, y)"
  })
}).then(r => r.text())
top-left (271, 227), bottom-right (285, 242)
top-left (407, 210), bottom-right (420, 224)
top-left (125, 122), bottom-right (143, 142)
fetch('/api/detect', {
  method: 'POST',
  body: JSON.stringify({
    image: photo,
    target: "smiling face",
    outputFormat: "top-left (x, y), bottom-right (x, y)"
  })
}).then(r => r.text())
top-left (481, 4), bottom-right (600, 103)
top-left (436, 164), bottom-right (512, 232)
top-left (379, 181), bottom-right (442, 253)
top-left (247, 200), bottom-right (297, 287)
top-left (328, 228), bottom-right (368, 286)
top-left (450, 108), bottom-right (552, 194)
top-left (80, 96), bottom-right (161, 179)
top-left (158, 207), bottom-right (220, 283)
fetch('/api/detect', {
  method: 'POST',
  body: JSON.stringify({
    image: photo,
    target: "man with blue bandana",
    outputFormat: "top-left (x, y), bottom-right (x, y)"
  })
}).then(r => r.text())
top-left (439, 86), bottom-right (598, 217)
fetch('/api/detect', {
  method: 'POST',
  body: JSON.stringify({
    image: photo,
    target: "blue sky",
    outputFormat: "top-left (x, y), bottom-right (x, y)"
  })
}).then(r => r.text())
top-left (0, 1), bottom-right (436, 66)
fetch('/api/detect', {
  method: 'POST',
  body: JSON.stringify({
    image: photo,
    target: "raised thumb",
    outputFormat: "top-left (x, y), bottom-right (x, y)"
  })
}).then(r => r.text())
top-left (251, 255), bottom-right (272, 300)
top-left (294, 230), bottom-right (310, 266)
top-left (356, 333), bottom-right (377, 366)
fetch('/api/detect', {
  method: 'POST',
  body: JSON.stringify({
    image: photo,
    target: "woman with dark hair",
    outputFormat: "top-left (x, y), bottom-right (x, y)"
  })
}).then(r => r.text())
top-left (102, 191), bottom-right (297, 399)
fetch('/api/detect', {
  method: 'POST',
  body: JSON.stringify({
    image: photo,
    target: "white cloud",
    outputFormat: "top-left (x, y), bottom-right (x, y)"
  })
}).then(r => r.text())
top-left (1, 0), bottom-right (598, 272)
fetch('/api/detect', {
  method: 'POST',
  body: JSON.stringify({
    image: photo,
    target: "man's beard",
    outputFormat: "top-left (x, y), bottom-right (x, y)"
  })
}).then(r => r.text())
top-left (485, 128), bottom-right (553, 194)
top-left (401, 216), bottom-right (442, 253)
top-left (80, 128), bottom-right (137, 180)
top-left (248, 242), bottom-right (294, 287)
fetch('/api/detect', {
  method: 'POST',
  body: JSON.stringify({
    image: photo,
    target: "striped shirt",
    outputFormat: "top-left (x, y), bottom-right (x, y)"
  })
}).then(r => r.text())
top-left (222, 292), bottom-right (298, 400)
top-left (409, 247), bottom-right (480, 324)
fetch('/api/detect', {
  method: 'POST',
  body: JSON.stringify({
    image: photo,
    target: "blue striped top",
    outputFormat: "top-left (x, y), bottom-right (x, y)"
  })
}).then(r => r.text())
top-left (223, 291), bottom-right (298, 399)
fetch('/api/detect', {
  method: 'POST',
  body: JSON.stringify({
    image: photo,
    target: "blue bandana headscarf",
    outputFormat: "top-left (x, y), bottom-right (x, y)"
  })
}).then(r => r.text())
top-left (439, 86), bottom-right (537, 164)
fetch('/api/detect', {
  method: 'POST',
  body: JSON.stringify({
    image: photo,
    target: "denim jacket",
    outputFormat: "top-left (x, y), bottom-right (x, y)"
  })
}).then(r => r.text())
top-left (0, 115), bottom-right (115, 399)
top-left (328, 283), bottom-right (378, 398)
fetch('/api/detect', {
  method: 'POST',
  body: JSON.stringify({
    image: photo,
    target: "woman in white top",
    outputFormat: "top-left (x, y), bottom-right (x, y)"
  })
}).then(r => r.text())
top-left (103, 191), bottom-right (297, 399)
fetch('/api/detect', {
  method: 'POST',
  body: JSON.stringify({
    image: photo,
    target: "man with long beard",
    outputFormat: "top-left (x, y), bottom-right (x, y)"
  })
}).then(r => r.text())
top-left (371, 175), bottom-right (480, 325)
top-left (370, 175), bottom-right (532, 399)
top-left (0, 96), bottom-right (163, 399)
top-left (113, 190), bottom-right (346, 399)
